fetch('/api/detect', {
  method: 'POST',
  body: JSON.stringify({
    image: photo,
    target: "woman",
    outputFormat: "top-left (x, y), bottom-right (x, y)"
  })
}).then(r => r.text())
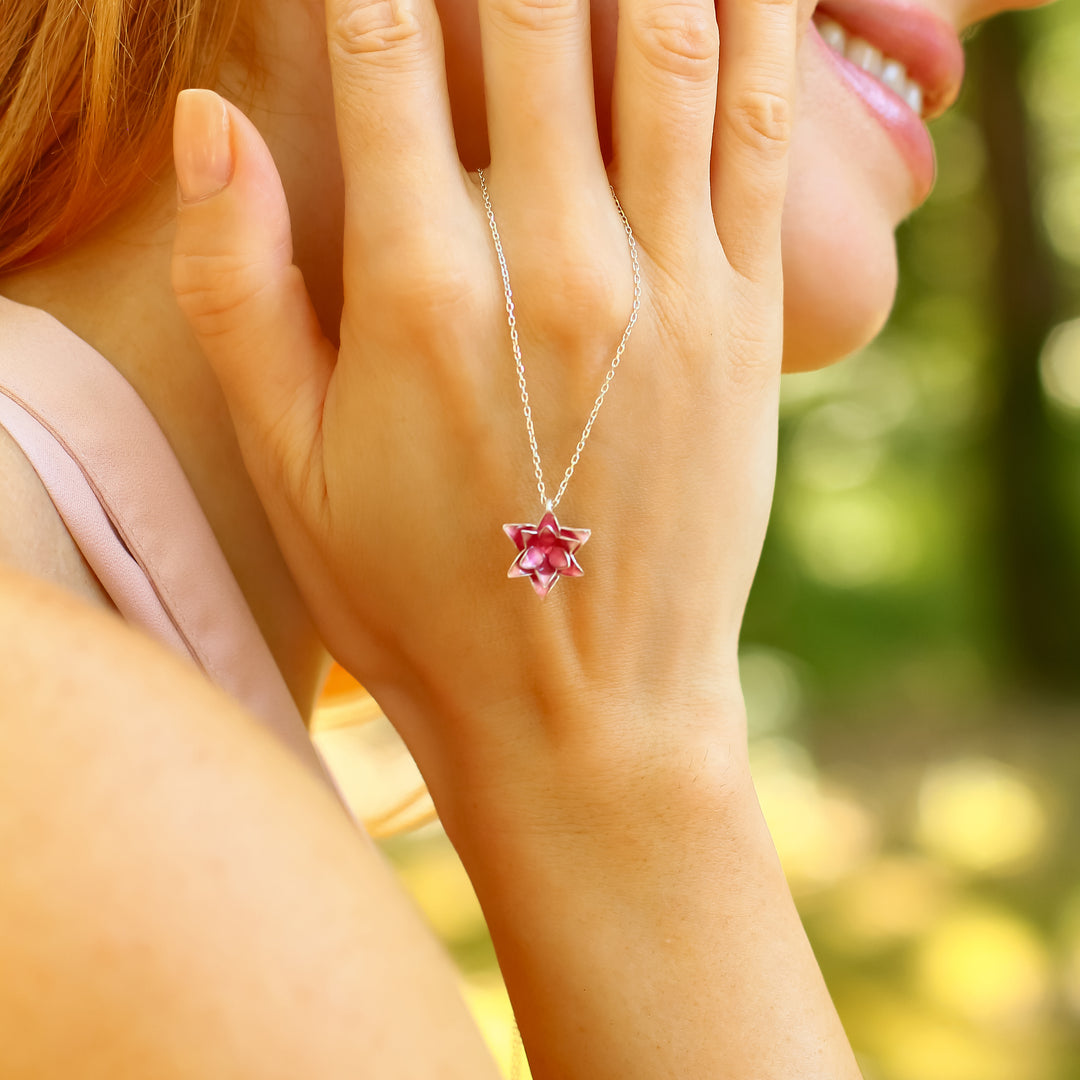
top-left (0, 0), bottom-right (1051, 1076)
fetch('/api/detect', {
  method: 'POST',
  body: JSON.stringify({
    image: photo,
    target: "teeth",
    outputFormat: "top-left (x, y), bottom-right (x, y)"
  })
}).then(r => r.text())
top-left (846, 40), bottom-right (884, 80)
top-left (879, 58), bottom-right (908, 95)
top-left (903, 81), bottom-right (923, 116)
top-left (818, 17), bottom-right (846, 52)
top-left (814, 13), bottom-right (928, 118)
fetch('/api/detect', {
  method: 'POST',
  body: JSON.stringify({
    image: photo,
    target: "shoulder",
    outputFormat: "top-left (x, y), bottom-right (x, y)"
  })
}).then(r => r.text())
top-left (0, 417), bottom-right (116, 612)
top-left (0, 565), bottom-right (500, 1079)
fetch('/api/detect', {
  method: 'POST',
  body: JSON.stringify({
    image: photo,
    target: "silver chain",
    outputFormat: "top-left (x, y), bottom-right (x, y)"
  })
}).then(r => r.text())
top-left (478, 169), bottom-right (641, 513)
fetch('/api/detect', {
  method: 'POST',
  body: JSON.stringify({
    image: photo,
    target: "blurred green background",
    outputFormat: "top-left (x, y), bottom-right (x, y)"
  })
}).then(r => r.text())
top-left (315, 6), bottom-right (1080, 1076)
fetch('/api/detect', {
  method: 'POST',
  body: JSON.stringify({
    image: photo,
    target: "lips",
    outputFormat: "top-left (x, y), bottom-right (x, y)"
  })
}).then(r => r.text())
top-left (812, 0), bottom-right (967, 122)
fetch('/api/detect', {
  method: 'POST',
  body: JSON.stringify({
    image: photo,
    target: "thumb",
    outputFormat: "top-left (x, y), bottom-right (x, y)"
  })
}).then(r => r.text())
top-left (171, 88), bottom-right (335, 517)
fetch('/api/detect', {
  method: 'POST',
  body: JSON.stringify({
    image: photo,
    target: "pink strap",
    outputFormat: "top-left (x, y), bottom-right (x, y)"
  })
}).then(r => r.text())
top-left (0, 296), bottom-right (356, 817)
top-left (0, 394), bottom-right (193, 657)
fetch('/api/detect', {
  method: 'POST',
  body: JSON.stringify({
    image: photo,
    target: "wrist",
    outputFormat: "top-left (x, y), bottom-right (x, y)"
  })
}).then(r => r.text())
top-left (438, 683), bottom-right (753, 859)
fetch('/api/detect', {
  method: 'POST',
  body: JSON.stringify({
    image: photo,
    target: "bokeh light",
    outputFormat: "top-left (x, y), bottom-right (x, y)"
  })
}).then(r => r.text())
top-left (854, 990), bottom-right (1052, 1080)
top-left (789, 402), bottom-right (887, 492)
top-left (1060, 889), bottom-right (1080, 1019)
top-left (1041, 167), bottom-right (1080, 267)
top-left (912, 902), bottom-right (1051, 1028)
top-left (914, 758), bottom-right (1049, 875)
top-left (1040, 317), bottom-right (1080, 415)
top-left (818, 856), bottom-right (955, 954)
top-left (785, 488), bottom-right (923, 588)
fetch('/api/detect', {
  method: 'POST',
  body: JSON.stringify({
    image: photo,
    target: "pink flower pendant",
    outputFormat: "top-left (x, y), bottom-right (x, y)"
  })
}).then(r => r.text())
top-left (504, 511), bottom-right (591, 598)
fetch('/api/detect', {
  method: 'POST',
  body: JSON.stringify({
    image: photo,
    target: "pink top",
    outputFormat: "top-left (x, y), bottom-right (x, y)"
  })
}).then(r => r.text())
top-left (0, 295), bottom-right (356, 821)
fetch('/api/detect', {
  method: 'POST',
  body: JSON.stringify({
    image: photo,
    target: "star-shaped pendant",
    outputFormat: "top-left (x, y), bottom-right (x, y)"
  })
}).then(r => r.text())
top-left (503, 510), bottom-right (591, 597)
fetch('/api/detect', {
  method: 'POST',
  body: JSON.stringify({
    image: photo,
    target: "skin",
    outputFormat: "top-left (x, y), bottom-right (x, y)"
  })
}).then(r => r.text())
top-left (0, 0), bottom-right (1057, 1075)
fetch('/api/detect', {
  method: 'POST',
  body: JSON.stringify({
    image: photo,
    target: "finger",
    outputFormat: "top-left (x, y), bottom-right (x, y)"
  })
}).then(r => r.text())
top-left (711, 0), bottom-right (799, 284)
top-left (479, 0), bottom-right (606, 193)
top-left (171, 89), bottom-right (335, 521)
top-left (325, 0), bottom-right (470, 263)
top-left (610, 0), bottom-right (720, 256)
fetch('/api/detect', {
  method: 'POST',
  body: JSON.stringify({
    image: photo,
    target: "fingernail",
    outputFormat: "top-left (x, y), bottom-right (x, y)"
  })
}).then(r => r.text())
top-left (174, 89), bottom-right (232, 203)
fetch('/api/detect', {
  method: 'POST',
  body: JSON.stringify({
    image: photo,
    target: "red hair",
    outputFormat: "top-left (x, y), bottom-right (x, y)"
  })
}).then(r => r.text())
top-left (0, 0), bottom-right (246, 272)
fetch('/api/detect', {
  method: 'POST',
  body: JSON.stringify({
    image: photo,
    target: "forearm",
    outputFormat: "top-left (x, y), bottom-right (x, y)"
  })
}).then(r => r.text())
top-left (443, 710), bottom-right (862, 1080)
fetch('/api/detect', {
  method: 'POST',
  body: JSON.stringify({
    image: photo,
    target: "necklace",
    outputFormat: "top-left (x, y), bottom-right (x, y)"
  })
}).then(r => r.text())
top-left (478, 169), bottom-right (641, 597)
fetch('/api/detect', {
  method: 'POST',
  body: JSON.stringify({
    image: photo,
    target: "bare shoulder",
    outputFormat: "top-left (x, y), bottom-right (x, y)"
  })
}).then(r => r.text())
top-left (0, 570), bottom-right (500, 1079)
top-left (0, 419), bottom-right (116, 611)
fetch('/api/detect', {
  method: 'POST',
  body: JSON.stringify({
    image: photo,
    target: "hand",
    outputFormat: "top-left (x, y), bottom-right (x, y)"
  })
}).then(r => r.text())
top-left (170, 0), bottom-right (798, 815)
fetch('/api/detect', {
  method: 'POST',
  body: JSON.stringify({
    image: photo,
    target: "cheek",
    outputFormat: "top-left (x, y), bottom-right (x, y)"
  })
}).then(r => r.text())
top-left (779, 133), bottom-right (899, 371)
top-left (779, 74), bottom-right (901, 371)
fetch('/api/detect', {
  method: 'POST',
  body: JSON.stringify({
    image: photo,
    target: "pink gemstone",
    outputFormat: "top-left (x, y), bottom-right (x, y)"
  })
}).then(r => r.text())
top-left (521, 546), bottom-right (546, 571)
top-left (533, 570), bottom-right (559, 596)
top-left (503, 510), bottom-right (591, 597)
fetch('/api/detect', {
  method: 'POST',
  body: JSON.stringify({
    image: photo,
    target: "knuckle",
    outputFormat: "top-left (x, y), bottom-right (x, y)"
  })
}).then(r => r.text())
top-left (171, 252), bottom-right (270, 342)
top-left (726, 86), bottom-right (793, 152)
top-left (362, 242), bottom-right (485, 335)
top-left (527, 258), bottom-right (622, 346)
top-left (632, 2), bottom-right (719, 80)
top-left (331, 0), bottom-right (427, 58)
top-left (484, 0), bottom-right (583, 36)
top-left (728, 227), bottom-right (783, 288)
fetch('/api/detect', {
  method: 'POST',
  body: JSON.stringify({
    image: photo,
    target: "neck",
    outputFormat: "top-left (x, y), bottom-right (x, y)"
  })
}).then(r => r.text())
top-left (0, 187), bottom-right (331, 720)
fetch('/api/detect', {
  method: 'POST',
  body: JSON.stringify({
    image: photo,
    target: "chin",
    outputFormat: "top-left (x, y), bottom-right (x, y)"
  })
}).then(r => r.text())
top-left (778, 156), bottom-right (901, 373)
